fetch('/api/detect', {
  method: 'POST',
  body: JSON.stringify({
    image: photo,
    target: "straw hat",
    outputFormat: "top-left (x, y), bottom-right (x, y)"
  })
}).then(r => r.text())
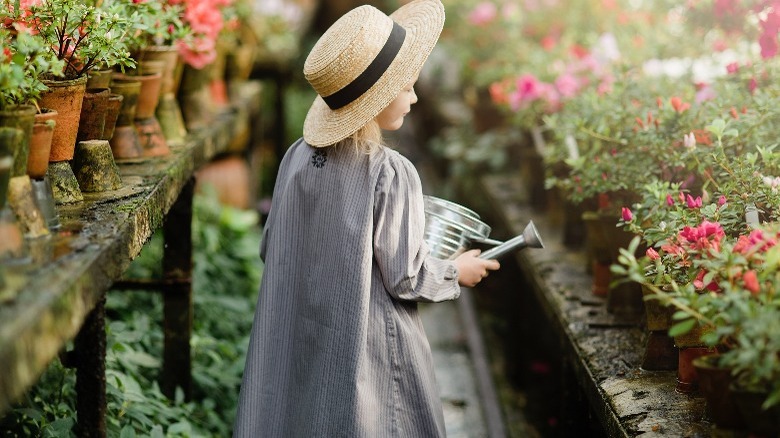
top-left (302, 0), bottom-right (445, 147)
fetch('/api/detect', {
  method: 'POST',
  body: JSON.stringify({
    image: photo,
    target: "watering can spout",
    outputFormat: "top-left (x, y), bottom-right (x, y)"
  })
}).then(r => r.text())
top-left (523, 220), bottom-right (545, 249)
top-left (478, 220), bottom-right (544, 260)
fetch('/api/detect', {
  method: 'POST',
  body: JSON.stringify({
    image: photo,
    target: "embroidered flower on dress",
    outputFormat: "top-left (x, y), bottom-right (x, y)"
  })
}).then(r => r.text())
top-left (311, 149), bottom-right (328, 168)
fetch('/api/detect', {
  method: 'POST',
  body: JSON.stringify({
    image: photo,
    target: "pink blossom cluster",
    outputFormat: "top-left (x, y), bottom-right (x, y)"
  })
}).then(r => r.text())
top-left (466, 1), bottom-right (519, 26)
top-left (172, 0), bottom-right (232, 68)
top-left (649, 220), bottom-right (779, 295)
top-left (489, 48), bottom-right (612, 114)
top-left (704, 0), bottom-right (780, 59)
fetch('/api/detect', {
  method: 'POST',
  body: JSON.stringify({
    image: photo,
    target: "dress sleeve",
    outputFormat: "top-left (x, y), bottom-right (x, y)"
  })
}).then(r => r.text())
top-left (373, 152), bottom-right (461, 303)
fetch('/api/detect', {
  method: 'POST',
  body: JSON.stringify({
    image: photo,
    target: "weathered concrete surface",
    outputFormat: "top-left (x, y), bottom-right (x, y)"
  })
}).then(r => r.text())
top-left (0, 82), bottom-right (262, 415)
top-left (462, 173), bottom-right (713, 438)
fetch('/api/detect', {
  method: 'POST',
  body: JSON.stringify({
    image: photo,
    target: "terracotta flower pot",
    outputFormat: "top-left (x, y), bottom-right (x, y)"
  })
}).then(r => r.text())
top-left (196, 155), bottom-right (251, 209)
top-left (731, 385), bottom-right (780, 435)
top-left (108, 77), bottom-right (143, 160)
top-left (77, 87), bottom-right (110, 142)
top-left (29, 121), bottom-right (55, 180)
top-left (114, 71), bottom-right (169, 157)
top-left (179, 63), bottom-right (217, 131)
top-left (115, 72), bottom-right (162, 120)
top-left (139, 45), bottom-right (187, 143)
top-left (693, 355), bottom-right (745, 430)
top-left (101, 93), bottom-right (124, 141)
top-left (640, 285), bottom-right (678, 371)
top-left (86, 67), bottom-right (114, 89)
top-left (39, 76), bottom-right (88, 162)
top-left (0, 104), bottom-right (35, 177)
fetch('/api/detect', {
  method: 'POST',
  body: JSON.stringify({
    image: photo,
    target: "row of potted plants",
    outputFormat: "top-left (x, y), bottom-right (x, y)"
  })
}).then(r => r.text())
top-left (434, 0), bottom-right (780, 433)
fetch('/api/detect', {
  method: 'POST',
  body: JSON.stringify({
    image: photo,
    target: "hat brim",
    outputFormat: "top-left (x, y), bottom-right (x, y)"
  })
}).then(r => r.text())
top-left (303, 0), bottom-right (445, 147)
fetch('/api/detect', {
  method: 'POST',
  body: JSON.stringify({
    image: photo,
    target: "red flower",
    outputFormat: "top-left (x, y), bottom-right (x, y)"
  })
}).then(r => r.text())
top-left (670, 96), bottom-right (690, 113)
top-left (646, 247), bottom-right (660, 260)
top-left (742, 270), bottom-right (760, 295)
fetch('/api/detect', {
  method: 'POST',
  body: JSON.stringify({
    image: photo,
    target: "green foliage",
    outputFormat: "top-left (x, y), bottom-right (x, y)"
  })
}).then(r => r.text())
top-left (0, 28), bottom-right (65, 110)
top-left (5, 0), bottom-right (137, 79)
top-left (110, 0), bottom-right (189, 54)
top-left (0, 188), bottom-right (262, 436)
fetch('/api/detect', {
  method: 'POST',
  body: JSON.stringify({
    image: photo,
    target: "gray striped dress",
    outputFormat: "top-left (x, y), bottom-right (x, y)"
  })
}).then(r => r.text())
top-left (233, 138), bottom-right (461, 437)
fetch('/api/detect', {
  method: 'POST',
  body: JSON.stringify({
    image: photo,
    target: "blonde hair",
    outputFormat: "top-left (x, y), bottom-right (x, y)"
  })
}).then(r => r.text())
top-left (336, 119), bottom-right (384, 154)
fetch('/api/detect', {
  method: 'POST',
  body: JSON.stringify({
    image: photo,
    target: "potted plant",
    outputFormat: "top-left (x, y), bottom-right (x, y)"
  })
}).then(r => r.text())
top-left (0, 26), bottom-right (64, 177)
top-left (616, 221), bottom-right (780, 433)
top-left (2, 0), bottom-right (137, 197)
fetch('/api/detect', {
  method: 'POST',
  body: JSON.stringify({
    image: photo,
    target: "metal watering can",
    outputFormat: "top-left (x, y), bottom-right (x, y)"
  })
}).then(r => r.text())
top-left (423, 195), bottom-right (545, 260)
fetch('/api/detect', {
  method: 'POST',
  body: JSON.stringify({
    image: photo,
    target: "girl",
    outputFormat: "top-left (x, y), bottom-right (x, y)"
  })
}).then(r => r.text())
top-left (233, 1), bottom-right (500, 435)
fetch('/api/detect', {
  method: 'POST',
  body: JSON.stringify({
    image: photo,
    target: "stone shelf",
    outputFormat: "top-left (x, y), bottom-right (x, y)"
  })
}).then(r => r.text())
top-left (0, 81), bottom-right (262, 416)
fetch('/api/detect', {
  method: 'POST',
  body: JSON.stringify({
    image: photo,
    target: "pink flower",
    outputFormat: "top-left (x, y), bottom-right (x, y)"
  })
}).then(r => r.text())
top-left (666, 194), bottom-right (674, 206)
top-left (554, 73), bottom-right (580, 99)
top-left (726, 62), bottom-right (740, 74)
top-left (508, 74), bottom-right (545, 110)
top-left (621, 207), bottom-right (633, 222)
top-left (734, 229), bottom-right (778, 255)
top-left (516, 74), bottom-right (542, 100)
top-left (695, 84), bottom-right (717, 103)
top-left (468, 2), bottom-right (497, 26)
top-left (742, 270), bottom-right (760, 295)
top-left (679, 221), bottom-right (725, 253)
top-left (749, 77), bottom-right (758, 93)
top-left (686, 194), bottom-right (702, 209)
top-left (717, 195), bottom-right (727, 206)
top-left (646, 247), bottom-right (660, 260)
top-left (177, 35), bottom-right (217, 69)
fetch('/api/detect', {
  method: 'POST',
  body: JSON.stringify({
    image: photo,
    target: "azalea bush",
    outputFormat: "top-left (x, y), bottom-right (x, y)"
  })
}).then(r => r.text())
top-left (615, 222), bottom-right (780, 408)
top-left (175, 0), bottom-right (236, 69)
top-left (542, 68), bottom-right (704, 211)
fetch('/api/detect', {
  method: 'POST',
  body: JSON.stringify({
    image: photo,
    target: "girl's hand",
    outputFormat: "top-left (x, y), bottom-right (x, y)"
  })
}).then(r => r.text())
top-left (453, 249), bottom-right (500, 288)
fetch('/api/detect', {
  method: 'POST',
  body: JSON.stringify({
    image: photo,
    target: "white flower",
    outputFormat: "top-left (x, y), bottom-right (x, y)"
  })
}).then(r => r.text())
top-left (763, 175), bottom-right (780, 193)
top-left (683, 132), bottom-right (696, 149)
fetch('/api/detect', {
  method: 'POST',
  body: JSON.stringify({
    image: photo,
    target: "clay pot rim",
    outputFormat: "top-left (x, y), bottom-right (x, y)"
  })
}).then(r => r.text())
top-left (85, 87), bottom-right (111, 95)
top-left (42, 75), bottom-right (88, 87)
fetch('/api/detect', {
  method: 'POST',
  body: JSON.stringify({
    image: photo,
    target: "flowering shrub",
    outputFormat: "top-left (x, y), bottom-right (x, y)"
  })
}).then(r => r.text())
top-left (615, 223), bottom-right (780, 408)
top-left (174, 0), bottom-right (234, 69)
top-left (683, 0), bottom-right (780, 59)
top-left (543, 69), bottom-right (704, 209)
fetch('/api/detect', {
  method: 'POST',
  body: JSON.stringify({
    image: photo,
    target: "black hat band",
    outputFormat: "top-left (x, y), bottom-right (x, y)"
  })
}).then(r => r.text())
top-left (322, 22), bottom-right (407, 110)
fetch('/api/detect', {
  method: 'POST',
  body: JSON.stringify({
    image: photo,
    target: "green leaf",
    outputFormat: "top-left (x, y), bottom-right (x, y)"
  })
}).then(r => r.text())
top-left (119, 425), bottom-right (136, 438)
top-left (668, 319), bottom-right (697, 337)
